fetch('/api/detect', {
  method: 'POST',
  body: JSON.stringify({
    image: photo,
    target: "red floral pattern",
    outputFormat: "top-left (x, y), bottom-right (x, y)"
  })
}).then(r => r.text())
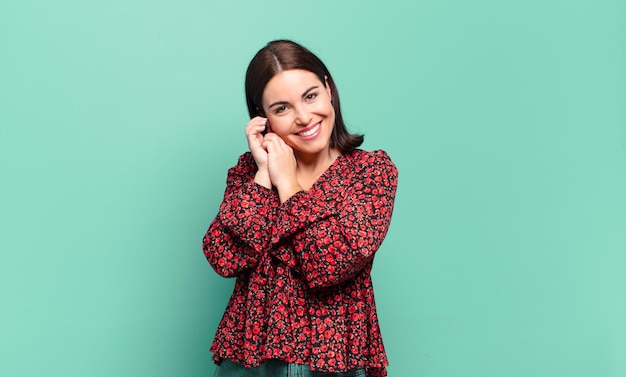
top-left (202, 149), bottom-right (398, 377)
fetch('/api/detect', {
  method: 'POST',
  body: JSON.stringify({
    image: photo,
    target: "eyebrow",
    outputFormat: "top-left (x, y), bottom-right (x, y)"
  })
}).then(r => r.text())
top-left (268, 85), bottom-right (320, 109)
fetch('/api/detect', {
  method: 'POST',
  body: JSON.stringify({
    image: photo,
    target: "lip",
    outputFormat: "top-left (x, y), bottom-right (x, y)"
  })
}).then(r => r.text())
top-left (296, 121), bottom-right (322, 139)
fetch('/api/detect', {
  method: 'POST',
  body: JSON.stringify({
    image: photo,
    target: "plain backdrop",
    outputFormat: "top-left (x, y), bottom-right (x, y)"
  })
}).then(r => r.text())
top-left (1, 0), bottom-right (625, 376)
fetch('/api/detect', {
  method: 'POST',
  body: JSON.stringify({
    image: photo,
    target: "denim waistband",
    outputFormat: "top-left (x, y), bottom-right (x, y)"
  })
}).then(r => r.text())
top-left (215, 359), bottom-right (367, 377)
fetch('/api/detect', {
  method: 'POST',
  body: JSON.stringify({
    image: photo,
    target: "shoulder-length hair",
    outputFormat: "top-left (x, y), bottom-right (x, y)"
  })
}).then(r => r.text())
top-left (245, 40), bottom-right (363, 153)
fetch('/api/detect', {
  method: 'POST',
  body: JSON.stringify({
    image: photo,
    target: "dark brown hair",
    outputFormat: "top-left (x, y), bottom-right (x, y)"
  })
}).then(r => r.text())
top-left (245, 40), bottom-right (363, 153)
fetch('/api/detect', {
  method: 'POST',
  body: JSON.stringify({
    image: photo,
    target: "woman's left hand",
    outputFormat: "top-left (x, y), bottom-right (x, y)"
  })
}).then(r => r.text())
top-left (262, 133), bottom-right (302, 203)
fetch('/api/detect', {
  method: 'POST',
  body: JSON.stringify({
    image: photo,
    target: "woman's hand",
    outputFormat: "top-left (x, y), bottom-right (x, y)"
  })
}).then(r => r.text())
top-left (245, 116), bottom-right (269, 167)
top-left (263, 133), bottom-right (302, 203)
top-left (245, 117), bottom-right (272, 188)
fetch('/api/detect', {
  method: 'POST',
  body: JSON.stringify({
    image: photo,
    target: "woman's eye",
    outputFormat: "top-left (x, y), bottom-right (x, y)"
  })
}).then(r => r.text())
top-left (274, 105), bottom-right (287, 114)
top-left (305, 92), bottom-right (318, 101)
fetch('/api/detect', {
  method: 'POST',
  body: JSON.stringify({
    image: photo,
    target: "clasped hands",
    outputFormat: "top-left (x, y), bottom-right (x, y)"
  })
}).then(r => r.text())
top-left (245, 116), bottom-right (303, 203)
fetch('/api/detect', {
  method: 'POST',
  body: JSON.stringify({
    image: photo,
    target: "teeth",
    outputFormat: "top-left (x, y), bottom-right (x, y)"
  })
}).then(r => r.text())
top-left (298, 123), bottom-right (320, 137)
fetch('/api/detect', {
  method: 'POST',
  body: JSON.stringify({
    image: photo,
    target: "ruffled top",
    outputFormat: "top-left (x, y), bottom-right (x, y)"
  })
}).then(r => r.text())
top-left (202, 149), bottom-right (398, 377)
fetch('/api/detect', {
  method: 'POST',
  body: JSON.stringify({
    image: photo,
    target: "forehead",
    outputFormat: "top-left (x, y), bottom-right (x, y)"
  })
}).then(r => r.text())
top-left (262, 69), bottom-right (322, 101)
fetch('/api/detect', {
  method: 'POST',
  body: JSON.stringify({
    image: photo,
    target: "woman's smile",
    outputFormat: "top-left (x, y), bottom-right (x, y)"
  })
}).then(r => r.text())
top-left (296, 121), bottom-right (321, 138)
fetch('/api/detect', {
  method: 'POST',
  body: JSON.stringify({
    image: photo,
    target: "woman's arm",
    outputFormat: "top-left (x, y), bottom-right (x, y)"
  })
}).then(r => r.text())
top-left (203, 153), bottom-right (279, 277)
top-left (269, 150), bottom-right (398, 289)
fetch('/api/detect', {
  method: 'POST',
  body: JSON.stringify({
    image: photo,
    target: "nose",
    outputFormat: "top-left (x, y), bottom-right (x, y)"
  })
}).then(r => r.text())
top-left (294, 106), bottom-right (311, 126)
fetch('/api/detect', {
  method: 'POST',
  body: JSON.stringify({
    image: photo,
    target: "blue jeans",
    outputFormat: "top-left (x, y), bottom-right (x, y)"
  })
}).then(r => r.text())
top-left (214, 359), bottom-right (367, 377)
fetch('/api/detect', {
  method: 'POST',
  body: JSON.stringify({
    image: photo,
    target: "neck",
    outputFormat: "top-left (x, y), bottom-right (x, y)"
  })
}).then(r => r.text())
top-left (295, 148), bottom-right (339, 172)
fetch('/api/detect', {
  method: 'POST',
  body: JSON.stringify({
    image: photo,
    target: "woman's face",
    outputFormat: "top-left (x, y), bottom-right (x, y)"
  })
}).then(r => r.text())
top-left (261, 69), bottom-right (335, 159)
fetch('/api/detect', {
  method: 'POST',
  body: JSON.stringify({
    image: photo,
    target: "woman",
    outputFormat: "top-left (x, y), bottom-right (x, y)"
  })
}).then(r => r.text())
top-left (203, 40), bottom-right (398, 377)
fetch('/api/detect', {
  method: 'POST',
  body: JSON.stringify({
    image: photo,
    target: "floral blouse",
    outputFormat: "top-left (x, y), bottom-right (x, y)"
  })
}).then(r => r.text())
top-left (202, 149), bottom-right (398, 377)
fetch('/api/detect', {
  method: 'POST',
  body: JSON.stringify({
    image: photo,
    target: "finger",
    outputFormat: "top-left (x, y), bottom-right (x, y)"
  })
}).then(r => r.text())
top-left (263, 136), bottom-right (282, 155)
top-left (269, 138), bottom-right (285, 153)
top-left (245, 117), bottom-right (268, 134)
top-left (246, 116), bottom-right (267, 126)
top-left (245, 125), bottom-right (267, 139)
top-left (262, 132), bottom-right (286, 144)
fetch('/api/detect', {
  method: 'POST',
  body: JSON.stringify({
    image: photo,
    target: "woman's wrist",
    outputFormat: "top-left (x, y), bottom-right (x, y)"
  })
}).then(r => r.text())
top-left (254, 169), bottom-right (272, 189)
top-left (277, 182), bottom-right (303, 203)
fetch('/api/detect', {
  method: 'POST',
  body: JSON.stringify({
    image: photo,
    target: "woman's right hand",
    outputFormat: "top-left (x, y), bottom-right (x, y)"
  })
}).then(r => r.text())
top-left (245, 116), bottom-right (271, 188)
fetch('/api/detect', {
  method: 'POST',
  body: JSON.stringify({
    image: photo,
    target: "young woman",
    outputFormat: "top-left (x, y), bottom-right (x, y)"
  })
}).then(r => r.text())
top-left (203, 40), bottom-right (398, 377)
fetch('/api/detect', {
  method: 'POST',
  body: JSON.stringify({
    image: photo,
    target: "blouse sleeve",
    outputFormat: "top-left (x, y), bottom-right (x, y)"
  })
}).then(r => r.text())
top-left (202, 153), bottom-right (279, 277)
top-left (269, 150), bottom-right (398, 289)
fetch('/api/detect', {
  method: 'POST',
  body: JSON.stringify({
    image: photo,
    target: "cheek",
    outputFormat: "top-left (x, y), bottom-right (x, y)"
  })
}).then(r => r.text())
top-left (325, 102), bottom-right (336, 122)
top-left (267, 117), bottom-right (291, 135)
top-left (313, 99), bottom-right (334, 116)
top-left (325, 97), bottom-right (335, 115)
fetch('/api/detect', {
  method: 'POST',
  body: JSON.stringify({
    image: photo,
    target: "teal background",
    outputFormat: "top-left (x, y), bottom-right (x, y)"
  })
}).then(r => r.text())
top-left (1, 0), bottom-right (625, 376)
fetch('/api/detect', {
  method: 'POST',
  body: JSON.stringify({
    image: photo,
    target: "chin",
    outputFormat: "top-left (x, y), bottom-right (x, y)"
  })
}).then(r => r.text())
top-left (294, 144), bottom-right (330, 157)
